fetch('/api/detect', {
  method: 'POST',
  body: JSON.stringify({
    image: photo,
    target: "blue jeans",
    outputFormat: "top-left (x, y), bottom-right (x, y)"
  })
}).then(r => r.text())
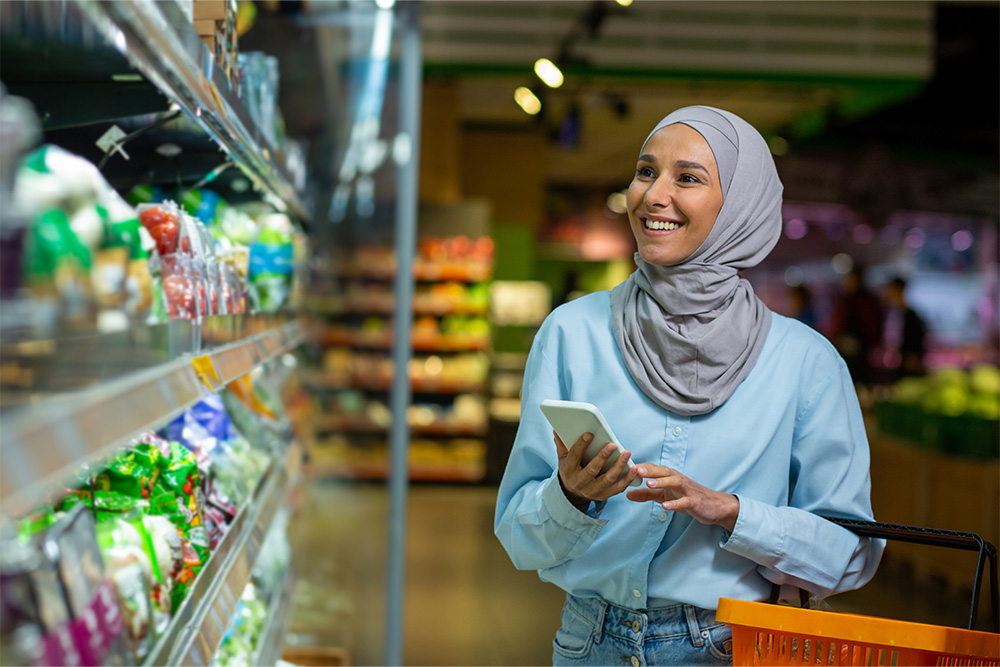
top-left (552, 594), bottom-right (734, 666)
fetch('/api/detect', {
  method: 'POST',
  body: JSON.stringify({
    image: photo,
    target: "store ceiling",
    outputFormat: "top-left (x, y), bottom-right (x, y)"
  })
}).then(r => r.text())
top-left (417, 0), bottom-right (936, 188)
top-left (255, 1), bottom-right (996, 218)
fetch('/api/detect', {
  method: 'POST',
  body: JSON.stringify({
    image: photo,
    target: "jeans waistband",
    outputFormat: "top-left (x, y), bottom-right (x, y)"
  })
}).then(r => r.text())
top-left (564, 593), bottom-right (720, 648)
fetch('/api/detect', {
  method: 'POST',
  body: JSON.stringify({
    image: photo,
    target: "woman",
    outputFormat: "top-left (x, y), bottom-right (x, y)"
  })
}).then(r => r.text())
top-left (494, 106), bottom-right (883, 666)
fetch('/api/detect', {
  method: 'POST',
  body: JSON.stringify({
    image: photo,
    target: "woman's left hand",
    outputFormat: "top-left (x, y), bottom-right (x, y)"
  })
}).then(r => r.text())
top-left (626, 465), bottom-right (740, 532)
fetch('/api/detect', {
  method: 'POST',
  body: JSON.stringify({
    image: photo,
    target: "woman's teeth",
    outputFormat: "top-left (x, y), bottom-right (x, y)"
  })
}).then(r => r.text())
top-left (644, 219), bottom-right (680, 231)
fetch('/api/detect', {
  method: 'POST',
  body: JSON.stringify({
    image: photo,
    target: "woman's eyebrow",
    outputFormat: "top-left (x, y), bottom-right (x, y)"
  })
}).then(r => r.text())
top-left (674, 160), bottom-right (709, 173)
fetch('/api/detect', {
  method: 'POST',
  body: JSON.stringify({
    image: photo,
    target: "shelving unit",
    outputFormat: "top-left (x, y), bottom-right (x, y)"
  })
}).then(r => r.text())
top-left (0, 2), bottom-right (310, 665)
top-left (306, 238), bottom-right (493, 483)
top-left (76, 0), bottom-right (309, 222)
top-left (145, 441), bottom-right (301, 667)
top-left (1, 317), bottom-right (302, 511)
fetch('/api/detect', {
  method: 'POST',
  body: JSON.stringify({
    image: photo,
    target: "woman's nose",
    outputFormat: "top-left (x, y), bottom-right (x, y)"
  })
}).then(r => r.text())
top-left (643, 177), bottom-right (672, 208)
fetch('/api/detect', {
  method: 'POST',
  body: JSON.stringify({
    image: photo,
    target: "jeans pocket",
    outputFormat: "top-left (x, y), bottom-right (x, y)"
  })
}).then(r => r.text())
top-left (552, 605), bottom-right (596, 661)
top-left (703, 622), bottom-right (734, 662)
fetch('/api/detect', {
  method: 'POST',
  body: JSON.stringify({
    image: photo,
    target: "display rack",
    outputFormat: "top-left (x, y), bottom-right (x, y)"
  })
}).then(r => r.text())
top-left (1, 2), bottom-right (312, 665)
top-left (306, 240), bottom-right (493, 483)
top-left (1, 317), bottom-right (302, 511)
top-left (76, 0), bottom-right (309, 222)
top-left (252, 568), bottom-right (298, 667)
top-left (144, 441), bottom-right (301, 666)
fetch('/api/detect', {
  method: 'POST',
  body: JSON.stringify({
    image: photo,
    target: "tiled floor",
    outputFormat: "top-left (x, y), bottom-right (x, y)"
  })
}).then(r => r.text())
top-left (284, 481), bottom-right (996, 666)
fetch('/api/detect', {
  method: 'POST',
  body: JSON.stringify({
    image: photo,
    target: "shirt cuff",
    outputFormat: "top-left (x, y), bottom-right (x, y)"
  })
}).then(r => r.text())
top-left (720, 494), bottom-right (784, 566)
top-left (541, 469), bottom-right (609, 532)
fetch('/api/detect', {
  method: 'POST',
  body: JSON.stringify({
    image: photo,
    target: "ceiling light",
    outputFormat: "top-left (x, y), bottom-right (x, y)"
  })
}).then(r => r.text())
top-left (534, 58), bottom-right (564, 88)
top-left (616, 0), bottom-right (633, 6)
top-left (514, 87), bottom-right (541, 115)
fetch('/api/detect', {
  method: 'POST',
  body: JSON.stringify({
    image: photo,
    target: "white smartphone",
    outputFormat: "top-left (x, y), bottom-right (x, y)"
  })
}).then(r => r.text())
top-left (540, 399), bottom-right (641, 487)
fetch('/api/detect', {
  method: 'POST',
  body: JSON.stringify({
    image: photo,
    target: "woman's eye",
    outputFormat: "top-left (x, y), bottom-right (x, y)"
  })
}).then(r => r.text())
top-left (636, 166), bottom-right (655, 178)
top-left (678, 173), bottom-right (701, 184)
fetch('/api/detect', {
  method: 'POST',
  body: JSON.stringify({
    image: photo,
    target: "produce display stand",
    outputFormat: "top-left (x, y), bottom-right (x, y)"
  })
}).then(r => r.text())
top-left (1, 317), bottom-right (303, 511)
top-left (1, 2), bottom-right (311, 663)
top-left (144, 441), bottom-right (301, 667)
top-left (717, 518), bottom-right (1000, 666)
top-left (77, 0), bottom-right (309, 223)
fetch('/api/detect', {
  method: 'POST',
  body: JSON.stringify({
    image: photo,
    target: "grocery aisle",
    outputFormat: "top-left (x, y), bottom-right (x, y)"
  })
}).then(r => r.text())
top-left (286, 481), bottom-right (565, 666)
top-left (285, 479), bottom-right (996, 666)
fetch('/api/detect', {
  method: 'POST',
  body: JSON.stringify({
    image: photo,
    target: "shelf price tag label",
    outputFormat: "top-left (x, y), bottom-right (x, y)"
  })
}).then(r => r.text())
top-left (191, 354), bottom-right (221, 391)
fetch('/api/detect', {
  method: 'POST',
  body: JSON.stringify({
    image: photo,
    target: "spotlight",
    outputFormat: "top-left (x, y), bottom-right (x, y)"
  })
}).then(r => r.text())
top-left (514, 87), bottom-right (541, 115)
top-left (534, 58), bottom-right (564, 88)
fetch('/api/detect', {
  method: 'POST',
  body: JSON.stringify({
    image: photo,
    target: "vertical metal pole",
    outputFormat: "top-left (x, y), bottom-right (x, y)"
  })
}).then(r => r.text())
top-left (386, 2), bottom-right (421, 665)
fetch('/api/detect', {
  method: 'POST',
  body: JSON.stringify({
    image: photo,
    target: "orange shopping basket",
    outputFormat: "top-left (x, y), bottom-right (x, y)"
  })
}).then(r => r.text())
top-left (717, 518), bottom-right (1000, 666)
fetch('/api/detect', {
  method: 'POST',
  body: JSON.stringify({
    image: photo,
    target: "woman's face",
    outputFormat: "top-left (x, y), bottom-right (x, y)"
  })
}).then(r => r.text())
top-left (626, 123), bottom-right (724, 266)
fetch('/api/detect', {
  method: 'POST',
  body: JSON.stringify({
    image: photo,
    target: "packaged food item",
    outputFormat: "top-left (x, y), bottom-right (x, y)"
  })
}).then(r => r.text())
top-left (137, 204), bottom-right (180, 257)
top-left (0, 535), bottom-right (79, 667)
top-left (94, 518), bottom-right (155, 661)
top-left (93, 440), bottom-right (209, 610)
top-left (43, 507), bottom-right (126, 666)
top-left (247, 214), bottom-right (293, 313)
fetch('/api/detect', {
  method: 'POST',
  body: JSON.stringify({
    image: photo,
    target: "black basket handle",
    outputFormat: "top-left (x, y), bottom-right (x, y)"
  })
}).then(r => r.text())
top-left (823, 516), bottom-right (999, 633)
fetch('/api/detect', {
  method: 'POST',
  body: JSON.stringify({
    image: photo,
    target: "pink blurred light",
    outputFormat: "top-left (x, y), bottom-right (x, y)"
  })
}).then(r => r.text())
top-left (951, 229), bottom-right (974, 252)
top-left (784, 218), bottom-right (807, 240)
top-left (852, 224), bottom-right (874, 244)
top-left (904, 228), bottom-right (926, 249)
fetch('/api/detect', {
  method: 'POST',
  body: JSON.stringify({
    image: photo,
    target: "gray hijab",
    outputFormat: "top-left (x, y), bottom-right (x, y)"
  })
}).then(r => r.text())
top-left (610, 106), bottom-right (783, 416)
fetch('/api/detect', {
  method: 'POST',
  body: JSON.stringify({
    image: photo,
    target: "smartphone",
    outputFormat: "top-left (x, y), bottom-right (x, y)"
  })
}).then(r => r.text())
top-left (540, 399), bottom-right (641, 487)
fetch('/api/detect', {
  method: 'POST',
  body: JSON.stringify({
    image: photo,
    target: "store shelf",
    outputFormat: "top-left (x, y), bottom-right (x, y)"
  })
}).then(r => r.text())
top-left (252, 569), bottom-right (297, 667)
top-left (0, 318), bottom-right (303, 510)
top-left (301, 372), bottom-right (487, 395)
top-left (334, 263), bottom-right (493, 283)
top-left (304, 295), bottom-right (489, 317)
top-left (144, 442), bottom-right (302, 667)
top-left (319, 329), bottom-right (489, 352)
top-left (313, 415), bottom-right (487, 438)
top-left (76, 0), bottom-right (309, 223)
top-left (307, 461), bottom-right (484, 483)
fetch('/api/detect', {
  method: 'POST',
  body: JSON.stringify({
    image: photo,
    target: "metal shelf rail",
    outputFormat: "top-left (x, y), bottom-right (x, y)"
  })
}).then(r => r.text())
top-left (76, 0), bottom-right (310, 222)
top-left (0, 318), bottom-right (302, 511)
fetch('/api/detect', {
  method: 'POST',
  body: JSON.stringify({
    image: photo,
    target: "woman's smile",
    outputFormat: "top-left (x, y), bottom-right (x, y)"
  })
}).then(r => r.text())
top-left (640, 216), bottom-right (682, 233)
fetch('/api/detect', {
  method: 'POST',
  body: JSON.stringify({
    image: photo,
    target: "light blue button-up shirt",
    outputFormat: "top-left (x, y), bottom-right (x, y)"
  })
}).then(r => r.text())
top-left (495, 291), bottom-right (884, 611)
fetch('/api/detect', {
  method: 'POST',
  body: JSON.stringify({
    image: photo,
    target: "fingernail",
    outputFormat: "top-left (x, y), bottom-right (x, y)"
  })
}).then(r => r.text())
top-left (637, 467), bottom-right (646, 475)
top-left (583, 433), bottom-right (593, 443)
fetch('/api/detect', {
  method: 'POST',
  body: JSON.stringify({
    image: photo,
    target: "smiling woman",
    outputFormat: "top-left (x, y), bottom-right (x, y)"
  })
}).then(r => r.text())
top-left (495, 105), bottom-right (884, 666)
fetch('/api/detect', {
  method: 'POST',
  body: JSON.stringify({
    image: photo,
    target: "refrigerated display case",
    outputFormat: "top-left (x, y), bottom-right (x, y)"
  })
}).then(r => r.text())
top-left (1, 2), bottom-right (307, 664)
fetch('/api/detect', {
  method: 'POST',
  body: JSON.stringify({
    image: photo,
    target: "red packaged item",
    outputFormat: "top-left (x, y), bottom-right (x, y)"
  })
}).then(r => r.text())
top-left (160, 253), bottom-right (196, 320)
top-left (137, 204), bottom-right (180, 256)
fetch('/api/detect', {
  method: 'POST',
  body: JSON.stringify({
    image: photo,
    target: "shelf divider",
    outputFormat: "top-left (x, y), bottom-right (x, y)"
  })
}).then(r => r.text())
top-left (0, 318), bottom-right (302, 511)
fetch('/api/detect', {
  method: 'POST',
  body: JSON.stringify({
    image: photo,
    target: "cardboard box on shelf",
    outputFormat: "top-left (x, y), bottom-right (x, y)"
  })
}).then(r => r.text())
top-left (193, 0), bottom-right (228, 21)
top-left (193, 19), bottom-right (218, 36)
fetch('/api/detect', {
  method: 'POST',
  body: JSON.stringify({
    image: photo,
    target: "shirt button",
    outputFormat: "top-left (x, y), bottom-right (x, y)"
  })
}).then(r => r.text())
top-left (658, 512), bottom-right (668, 522)
top-left (630, 656), bottom-right (641, 667)
top-left (632, 589), bottom-right (642, 598)
top-left (673, 426), bottom-right (682, 437)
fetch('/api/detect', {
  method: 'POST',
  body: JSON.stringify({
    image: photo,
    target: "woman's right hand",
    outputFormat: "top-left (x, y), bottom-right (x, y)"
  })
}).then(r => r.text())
top-left (555, 431), bottom-right (638, 512)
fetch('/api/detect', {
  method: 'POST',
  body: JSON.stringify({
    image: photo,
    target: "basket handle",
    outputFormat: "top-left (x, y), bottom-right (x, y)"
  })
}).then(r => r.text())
top-left (822, 516), bottom-right (999, 633)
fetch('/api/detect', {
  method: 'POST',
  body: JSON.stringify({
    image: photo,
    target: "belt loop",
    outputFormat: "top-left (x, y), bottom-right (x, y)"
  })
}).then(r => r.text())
top-left (684, 606), bottom-right (704, 647)
top-left (593, 600), bottom-right (607, 644)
